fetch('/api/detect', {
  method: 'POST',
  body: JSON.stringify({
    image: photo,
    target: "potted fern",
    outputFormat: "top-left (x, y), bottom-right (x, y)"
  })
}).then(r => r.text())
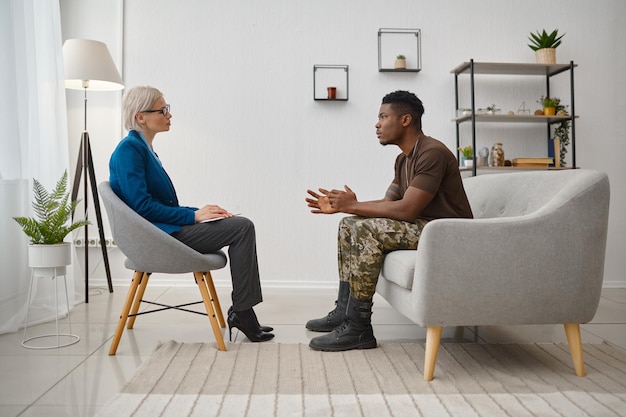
top-left (13, 170), bottom-right (89, 274)
top-left (528, 29), bottom-right (565, 64)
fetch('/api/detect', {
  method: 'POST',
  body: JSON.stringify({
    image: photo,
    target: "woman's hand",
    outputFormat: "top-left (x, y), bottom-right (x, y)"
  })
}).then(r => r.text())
top-left (194, 204), bottom-right (234, 222)
top-left (306, 188), bottom-right (339, 214)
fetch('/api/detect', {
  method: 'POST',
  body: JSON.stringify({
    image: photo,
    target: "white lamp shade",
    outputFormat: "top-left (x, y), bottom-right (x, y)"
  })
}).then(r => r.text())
top-left (63, 39), bottom-right (124, 91)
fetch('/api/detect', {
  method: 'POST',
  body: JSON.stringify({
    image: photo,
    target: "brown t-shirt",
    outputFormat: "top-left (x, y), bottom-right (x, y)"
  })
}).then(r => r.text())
top-left (394, 134), bottom-right (473, 220)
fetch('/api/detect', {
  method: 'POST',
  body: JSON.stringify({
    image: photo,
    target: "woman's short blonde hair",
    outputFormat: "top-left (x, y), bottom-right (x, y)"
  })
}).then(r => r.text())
top-left (122, 86), bottom-right (164, 131)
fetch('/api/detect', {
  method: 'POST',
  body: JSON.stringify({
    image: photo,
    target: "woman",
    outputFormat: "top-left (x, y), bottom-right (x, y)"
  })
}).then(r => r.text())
top-left (109, 86), bottom-right (273, 342)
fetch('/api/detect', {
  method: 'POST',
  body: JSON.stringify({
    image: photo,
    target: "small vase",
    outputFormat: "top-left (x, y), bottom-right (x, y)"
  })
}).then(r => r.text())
top-left (327, 86), bottom-right (337, 99)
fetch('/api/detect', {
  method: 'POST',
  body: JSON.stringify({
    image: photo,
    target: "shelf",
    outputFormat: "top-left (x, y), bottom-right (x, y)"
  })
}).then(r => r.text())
top-left (378, 28), bottom-right (421, 72)
top-left (451, 61), bottom-right (577, 77)
top-left (460, 166), bottom-right (575, 172)
top-left (452, 114), bottom-right (578, 124)
top-left (313, 65), bottom-right (349, 101)
top-left (379, 68), bottom-right (421, 73)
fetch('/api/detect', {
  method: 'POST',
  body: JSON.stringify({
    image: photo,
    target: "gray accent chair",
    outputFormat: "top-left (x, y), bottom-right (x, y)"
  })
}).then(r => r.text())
top-left (376, 169), bottom-right (610, 381)
top-left (98, 181), bottom-right (228, 354)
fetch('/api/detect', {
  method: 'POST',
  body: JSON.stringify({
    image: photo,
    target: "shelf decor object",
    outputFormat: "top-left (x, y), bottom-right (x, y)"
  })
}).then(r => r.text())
top-left (528, 29), bottom-right (564, 65)
top-left (378, 28), bottom-right (421, 72)
top-left (313, 65), bottom-right (349, 101)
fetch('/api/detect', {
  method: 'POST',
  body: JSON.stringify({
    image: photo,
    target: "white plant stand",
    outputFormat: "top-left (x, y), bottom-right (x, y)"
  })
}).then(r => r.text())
top-left (22, 244), bottom-right (80, 349)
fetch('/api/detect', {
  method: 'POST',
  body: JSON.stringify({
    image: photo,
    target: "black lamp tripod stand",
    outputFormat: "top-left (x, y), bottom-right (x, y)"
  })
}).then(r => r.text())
top-left (70, 88), bottom-right (113, 302)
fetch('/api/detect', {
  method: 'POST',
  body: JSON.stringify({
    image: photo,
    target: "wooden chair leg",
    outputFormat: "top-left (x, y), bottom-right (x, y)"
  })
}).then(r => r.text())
top-left (194, 272), bottom-right (227, 351)
top-left (109, 271), bottom-right (143, 355)
top-left (205, 272), bottom-right (225, 328)
top-left (564, 323), bottom-right (587, 377)
top-left (424, 326), bottom-right (443, 381)
top-left (127, 272), bottom-right (150, 329)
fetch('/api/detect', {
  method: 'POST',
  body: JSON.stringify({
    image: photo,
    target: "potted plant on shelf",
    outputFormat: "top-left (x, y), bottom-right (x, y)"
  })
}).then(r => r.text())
top-left (528, 29), bottom-right (565, 64)
top-left (394, 54), bottom-right (407, 69)
top-left (458, 145), bottom-right (474, 166)
top-left (13, 170), bottom-right (89, 275)
top-left (538, 95), bottom-right (560, 116)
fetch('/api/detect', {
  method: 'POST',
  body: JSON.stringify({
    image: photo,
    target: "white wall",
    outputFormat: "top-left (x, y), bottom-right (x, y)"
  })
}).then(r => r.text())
top-left (60, 0), bottom-right (626, 288)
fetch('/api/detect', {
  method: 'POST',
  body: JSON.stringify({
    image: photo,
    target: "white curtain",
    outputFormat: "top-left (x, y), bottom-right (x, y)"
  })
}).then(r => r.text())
top-left (0, 0), bottom-right (73, 334)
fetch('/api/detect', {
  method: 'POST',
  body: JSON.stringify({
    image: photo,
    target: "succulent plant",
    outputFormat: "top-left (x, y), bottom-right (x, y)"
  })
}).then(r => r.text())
top-left (528, 29), bottom-right (565, 51)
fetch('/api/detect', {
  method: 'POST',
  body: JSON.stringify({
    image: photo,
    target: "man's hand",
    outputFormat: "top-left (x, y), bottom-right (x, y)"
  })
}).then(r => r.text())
top-left (194, 204), bottom-right (234, 222)
top-left (306, 188), bottom-right (338, 214)
top-left (327, 185), bottom-right (357, 212)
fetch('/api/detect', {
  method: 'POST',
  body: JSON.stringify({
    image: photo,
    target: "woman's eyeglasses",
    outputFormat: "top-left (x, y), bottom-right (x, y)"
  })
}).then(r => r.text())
top-left (141, 104), bottom-right (170, 116)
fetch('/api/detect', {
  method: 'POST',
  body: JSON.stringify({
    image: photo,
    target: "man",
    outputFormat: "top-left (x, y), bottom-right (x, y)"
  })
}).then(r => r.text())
top-left (305, 90), bottom-right (473, 352)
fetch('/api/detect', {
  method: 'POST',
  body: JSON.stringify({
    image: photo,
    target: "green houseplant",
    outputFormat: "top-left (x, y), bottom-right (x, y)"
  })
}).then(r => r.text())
top-left (528, 29), bottom-right (564, 64)
top-left (13, 170), bottom-right (89, 244)
top-left (553, 101), bottom-right (571, 168)
top-left (457, 145), bottom-right (473, 166)
top-left (13, 170), bottom-right (89, 271)
top-left (538, 95), bottom-right (560, 116)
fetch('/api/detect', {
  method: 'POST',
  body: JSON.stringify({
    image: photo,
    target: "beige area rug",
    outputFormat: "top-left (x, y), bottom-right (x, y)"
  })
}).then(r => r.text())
top-left (97, 341), bottom-right (626, 417)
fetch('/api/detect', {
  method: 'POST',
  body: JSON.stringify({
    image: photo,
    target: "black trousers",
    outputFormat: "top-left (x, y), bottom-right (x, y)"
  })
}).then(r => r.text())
top-left (171, 216), bottom-right (262, 311)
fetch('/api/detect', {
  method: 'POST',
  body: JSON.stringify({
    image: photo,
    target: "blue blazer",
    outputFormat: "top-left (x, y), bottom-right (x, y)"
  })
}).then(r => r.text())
top-left (109, 130), bottom-right (196, 234)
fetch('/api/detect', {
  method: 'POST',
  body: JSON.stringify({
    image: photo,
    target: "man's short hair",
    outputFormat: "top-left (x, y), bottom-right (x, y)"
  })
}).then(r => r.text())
top-left (382, 90), bottom-right (424, 129)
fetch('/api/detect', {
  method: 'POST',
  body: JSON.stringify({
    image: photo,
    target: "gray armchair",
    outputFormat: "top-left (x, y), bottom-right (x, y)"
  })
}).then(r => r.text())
top-left (376, 169), bottom-right (610, 381)
top-left (98, 181), bottom-right (229, 354)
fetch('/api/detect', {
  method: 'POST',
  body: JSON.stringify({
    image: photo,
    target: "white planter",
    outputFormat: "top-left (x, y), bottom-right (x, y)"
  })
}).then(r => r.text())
top-left (28, 243), bottom-right (71, 276)
top-left (464, 159), bottom-right (474, 167)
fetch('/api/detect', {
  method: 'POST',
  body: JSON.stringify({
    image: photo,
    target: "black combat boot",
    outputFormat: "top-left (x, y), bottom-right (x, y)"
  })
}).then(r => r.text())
top-left (308, 294), bottom-right (377, 351)
top-left (306, 281), bottom-right (350, 332)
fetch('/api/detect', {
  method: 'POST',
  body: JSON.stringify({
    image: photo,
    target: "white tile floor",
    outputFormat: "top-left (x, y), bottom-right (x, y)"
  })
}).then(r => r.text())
top-left (1, 285), bottom-right (625, 417)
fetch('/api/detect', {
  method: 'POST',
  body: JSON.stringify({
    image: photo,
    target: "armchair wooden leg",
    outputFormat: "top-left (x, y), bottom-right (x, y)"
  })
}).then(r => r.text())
top-left (109, 271), bottom-right (143, 355)
top-left (194, 272), bottom-right (227, 351)
top-left (127, 272), bottom-right (150, 329)
top-left (205, 272), bottom-right (225, 328)
top-left (564, 323), bottom-right (587, 377)
top-left (424, 326), bottom-right (443, 381)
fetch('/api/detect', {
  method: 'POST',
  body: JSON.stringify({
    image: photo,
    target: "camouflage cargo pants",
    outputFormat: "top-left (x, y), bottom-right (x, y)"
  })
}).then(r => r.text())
top-left (337, 216), bottom-right (429, 300)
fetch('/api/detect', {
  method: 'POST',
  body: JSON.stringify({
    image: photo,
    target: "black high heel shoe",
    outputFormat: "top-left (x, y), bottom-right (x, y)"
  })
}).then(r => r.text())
top-left (228, 308), bottom-right (275, 342)
top-left (228, 306), bottom-right (274, 332)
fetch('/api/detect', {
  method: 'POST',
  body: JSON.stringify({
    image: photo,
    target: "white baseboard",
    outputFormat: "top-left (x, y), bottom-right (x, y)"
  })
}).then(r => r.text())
top-left (87, 277), bottom-right (339, 289)
top-left (86, 277), bottom-right (626, 290)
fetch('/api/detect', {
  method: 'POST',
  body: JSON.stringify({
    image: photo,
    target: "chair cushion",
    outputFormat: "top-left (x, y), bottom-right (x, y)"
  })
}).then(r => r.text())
top-left (380, 250), bottom-right (416, 290)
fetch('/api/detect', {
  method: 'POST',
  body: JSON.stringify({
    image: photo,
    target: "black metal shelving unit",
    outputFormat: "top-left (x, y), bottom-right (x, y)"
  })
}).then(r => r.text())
top-left (452, 59), bottom-right (577, 176)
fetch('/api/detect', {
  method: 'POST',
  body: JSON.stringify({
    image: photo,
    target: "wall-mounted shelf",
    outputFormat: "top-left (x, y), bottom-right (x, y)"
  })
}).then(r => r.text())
top-left (313, 65), bottom-right (349, 101)
top-left (378, 28), bottom-right (421, 72)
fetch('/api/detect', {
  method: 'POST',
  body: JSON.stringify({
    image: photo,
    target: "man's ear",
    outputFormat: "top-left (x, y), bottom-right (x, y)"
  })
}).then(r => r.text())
top-left (401, 113), bottom-right (412, 127)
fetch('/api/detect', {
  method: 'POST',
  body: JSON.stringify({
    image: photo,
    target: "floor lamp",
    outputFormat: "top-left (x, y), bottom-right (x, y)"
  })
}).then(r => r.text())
top-left (63, 39), bottom-right (124, 303)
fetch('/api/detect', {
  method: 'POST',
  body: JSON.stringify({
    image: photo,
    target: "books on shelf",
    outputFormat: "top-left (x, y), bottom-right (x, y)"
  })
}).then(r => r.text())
top-left (511, 157), bottom-right (553, 168)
